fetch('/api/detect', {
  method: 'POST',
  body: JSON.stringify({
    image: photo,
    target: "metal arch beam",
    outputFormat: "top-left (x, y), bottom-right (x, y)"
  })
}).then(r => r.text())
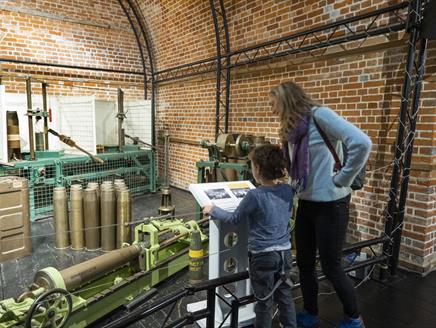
top-left (117, 0), bottom-right (148, 97)
top-left (126, 0), bottom-right (157, 147)
top-left (209, 0), bottom-right (231, 139)
top-left (117, 0), bottom-right (157, 146)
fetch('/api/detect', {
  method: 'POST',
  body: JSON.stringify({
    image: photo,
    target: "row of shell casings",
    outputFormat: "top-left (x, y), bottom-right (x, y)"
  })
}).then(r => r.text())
top-left (53, 180), bottom-right (132, 252)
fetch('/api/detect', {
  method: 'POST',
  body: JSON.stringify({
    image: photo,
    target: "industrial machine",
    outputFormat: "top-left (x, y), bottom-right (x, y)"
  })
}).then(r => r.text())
top-left (0, 146), bottom-right (155, 220)
top-left (0, 80), bottom-right (156, 220)
top-left (197, 133), bottom-right (267, 184)
top-left (0, 217), bottom-right (207, 328)
top-left (195, 133), bottom-right (267, 219)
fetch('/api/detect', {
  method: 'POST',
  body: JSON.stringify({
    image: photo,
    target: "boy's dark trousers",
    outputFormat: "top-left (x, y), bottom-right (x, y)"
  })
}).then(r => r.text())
top-left (295, 194), bottom-right (359, 318)
top-left (249, 250), bottom-right (297, 328)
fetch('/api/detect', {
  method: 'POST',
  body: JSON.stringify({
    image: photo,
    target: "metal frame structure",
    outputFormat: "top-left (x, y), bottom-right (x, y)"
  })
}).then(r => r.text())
top-left (154, 2), bottom-right (409, 139)
top-left (151, 0), bottom-right (431, 276)
top-left (382, 0), bottom-right (430, 276)
top-left (154, 2), bottom-right (408, 82)
top-left (101, 2), bottom-right (432, 326)
top-left (209, 0), bottom-right (231, 137)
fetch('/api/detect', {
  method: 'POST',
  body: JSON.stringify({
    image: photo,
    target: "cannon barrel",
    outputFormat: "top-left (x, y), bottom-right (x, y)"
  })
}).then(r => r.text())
top-left (34, 244), bottom-right (142, 291)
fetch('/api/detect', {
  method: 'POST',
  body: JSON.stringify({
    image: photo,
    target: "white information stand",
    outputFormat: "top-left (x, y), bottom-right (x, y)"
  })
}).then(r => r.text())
top-left (188, 181), bottom-right (256, 327)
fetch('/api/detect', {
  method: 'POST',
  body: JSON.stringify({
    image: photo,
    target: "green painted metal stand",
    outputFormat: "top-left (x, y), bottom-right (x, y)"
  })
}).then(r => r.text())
top-left (0, 145), bottom-right (156, 220)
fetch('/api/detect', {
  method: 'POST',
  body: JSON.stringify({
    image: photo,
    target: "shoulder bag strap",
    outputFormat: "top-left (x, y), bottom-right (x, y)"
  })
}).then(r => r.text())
top-left (313, 116), bottom-right (342, 172)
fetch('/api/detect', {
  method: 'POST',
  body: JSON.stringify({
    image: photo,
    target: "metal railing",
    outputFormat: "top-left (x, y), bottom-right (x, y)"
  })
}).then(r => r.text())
top-left (104, 236), bottom-right (388, 328)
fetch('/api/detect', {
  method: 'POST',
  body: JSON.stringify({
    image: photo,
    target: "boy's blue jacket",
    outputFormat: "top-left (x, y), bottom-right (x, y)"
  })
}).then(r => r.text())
top-left (209, 183), bottom-right (293, 253)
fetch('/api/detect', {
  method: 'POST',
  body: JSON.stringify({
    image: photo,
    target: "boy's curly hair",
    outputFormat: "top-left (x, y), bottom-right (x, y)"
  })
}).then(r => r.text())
top-left (249, 144), bottom-right (286, 180)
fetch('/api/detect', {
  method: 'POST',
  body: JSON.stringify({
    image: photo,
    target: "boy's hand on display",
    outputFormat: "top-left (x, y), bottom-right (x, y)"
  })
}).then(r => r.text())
top-left (202, 204), bottom-right (213, 215)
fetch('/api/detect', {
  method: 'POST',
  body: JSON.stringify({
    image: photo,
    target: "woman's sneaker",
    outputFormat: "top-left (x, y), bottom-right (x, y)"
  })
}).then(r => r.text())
top-left (336, 316), bottom-right (365, 328)
top-left (296, 311), bottom-right (320, 328)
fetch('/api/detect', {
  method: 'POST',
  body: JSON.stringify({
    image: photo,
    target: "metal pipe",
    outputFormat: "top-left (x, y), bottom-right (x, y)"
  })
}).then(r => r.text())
top-left (390, 37), bottom-right (428, 275)
top-left (0, 58), bottom-right (143, 75)
top-left (163, 131), bottom-right (170, 188)
top-left (48, 128), bottom-right (104, 164)
top-left (124, 133), bottom-right (157, 150)
top-left (117, 88), bottom-right (125, 152)
top-left (26, 77), bottom-right (35, 160)
top-left (209, 0), bottom-right (222, 139)
top-left (106, 288), bottom-right (190, 328)
top-left (42, 82), bottom-right (49, 149)
top-left (60, 244), bottom-right (141, 291)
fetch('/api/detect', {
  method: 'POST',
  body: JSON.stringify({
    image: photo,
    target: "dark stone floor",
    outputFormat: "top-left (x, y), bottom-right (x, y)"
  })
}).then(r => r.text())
top-left (1, 188), bottom-right (436, 328)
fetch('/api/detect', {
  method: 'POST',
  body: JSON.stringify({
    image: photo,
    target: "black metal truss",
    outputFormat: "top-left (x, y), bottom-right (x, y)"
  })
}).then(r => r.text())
top-left (209, 0), bottom-right (231, 138)
top-left (382, 0), bottom-right (429, 276)
top-left (154, 2), bottom-right (409, 83)
top-left (118, 0), bottom-right (157, 145)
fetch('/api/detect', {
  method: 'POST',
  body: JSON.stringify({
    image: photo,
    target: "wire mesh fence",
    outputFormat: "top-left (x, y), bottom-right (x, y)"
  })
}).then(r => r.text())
top-left (0, 149), bottom-right (156, 220)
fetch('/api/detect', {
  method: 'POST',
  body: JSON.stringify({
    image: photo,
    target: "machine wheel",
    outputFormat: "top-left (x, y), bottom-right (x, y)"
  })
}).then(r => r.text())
top-left (25, 288), bottom-right (72, 328)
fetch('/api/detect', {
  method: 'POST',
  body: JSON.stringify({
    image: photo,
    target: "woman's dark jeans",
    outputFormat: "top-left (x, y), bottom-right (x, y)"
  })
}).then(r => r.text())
top-left (249, 250), bottom-right (297, 328)
top-left (295, 194), bottom-right (359, 318)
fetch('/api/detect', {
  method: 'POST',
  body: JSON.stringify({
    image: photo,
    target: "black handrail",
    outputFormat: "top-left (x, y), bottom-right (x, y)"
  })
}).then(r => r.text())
top-left (104, 237), bottom-right (388, 328)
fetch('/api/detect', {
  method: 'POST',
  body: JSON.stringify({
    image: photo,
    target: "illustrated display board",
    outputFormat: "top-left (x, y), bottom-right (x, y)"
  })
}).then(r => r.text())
top-left (188, 181), bottom-right (256, 327)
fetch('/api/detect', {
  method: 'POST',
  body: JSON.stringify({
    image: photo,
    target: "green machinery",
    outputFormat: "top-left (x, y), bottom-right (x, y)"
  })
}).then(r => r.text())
top-left (196, 133), bottom-right (268, 184)
top-left (0, 217), bottom-right (207, 328)
top-left (1, 81), bottom-right (156, 220)
top-left (195, 133), bottom-right (266, 218)
top-left (0, 145), bottom-right (156, 220)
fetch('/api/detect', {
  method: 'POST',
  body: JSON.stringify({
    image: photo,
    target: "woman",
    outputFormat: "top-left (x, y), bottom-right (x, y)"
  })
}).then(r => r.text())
top-left (270, 81), bottom-right (371, 328)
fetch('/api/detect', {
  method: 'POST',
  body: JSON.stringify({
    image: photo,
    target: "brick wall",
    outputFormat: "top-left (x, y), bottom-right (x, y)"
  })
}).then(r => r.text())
top-left (140, 0), bottom-right (436, 273)
top-left (0, 0), bottom-right (434, 273)
top-left (0, 0), bottom-right (144, 100)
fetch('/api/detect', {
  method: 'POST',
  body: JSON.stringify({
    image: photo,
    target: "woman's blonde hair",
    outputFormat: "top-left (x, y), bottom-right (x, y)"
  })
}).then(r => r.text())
top-left (269, 81), bottom-right (320, 142)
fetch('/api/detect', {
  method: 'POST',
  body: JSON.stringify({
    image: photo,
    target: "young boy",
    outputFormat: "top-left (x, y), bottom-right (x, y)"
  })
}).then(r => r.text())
top-left (203, 144), bottom-right (296, 328)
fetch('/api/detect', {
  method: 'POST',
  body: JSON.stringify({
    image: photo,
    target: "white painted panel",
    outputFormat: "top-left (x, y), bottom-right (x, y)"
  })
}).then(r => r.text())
top-left (2, 93), bottom-right (60, 155)
top-left (0, 86), bottom-right (7, 162)
top-left (124, 100), bottom-right (152, 146)
top-left (95, 100), bottom-right (117, 146)
top-left (57, 96), bottom-right (96, 155)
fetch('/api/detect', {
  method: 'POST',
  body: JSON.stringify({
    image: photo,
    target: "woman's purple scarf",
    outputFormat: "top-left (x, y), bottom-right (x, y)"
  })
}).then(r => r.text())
top-left (283, 113), bottom-right (310, 192)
